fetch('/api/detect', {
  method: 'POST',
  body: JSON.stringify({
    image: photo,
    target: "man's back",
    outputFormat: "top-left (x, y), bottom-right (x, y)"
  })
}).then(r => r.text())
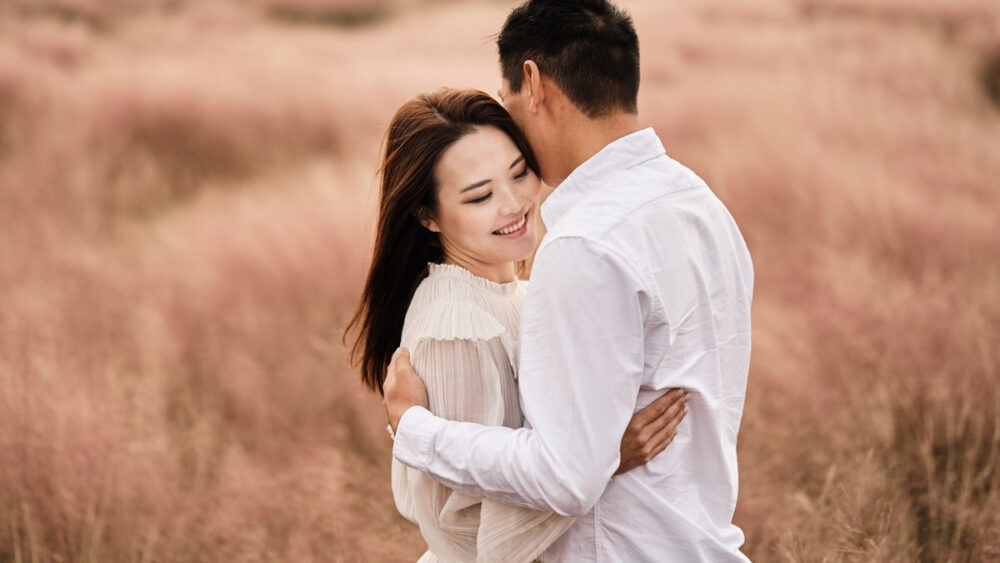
top-left (522, 128), bottom-right (753, 561)
top-left (383, 2), bottom-right (754, 559)
top-left (389, 128), bottom-right (753, 562)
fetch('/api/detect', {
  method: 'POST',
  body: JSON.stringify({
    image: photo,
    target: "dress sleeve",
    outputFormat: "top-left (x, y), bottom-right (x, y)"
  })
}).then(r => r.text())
top-left (392, 239), bottom-right (647, 517)
top-left (392, 327), bottom-right (572, 562)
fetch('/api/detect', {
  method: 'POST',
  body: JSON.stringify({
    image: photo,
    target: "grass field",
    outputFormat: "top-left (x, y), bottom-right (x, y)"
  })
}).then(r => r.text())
top-left (1, 0), bottom-right (998, 560)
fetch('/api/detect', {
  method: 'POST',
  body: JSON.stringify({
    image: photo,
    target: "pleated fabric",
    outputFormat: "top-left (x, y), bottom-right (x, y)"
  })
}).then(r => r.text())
top-left (391, 263), bottom-right (574, 563)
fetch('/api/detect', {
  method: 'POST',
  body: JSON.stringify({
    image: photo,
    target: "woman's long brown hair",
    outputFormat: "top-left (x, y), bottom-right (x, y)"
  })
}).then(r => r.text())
top-left (344, 89), bottom-right (539, 395)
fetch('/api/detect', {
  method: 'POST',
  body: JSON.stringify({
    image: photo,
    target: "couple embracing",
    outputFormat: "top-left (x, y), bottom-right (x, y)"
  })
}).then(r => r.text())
top-left (346, 1), bottom-right (754, 561)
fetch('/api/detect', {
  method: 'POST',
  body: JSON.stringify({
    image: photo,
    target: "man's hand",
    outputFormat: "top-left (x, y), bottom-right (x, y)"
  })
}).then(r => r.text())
top-left (384, 347), bottom-right (429, 434)
top-left (616, 389), bottom-right (689, 475)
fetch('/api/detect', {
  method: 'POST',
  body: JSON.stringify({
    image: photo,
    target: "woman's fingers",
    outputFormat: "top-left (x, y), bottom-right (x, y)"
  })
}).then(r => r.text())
top-left (640, 389), bottom-right (689, 437)
top-left (618, 389), bottom-right (692, 474)
top-left (642, 429), bottom-right (676, 462)
top-left (640, 402), bottom-right (689, 462)
top-left (666, 399), bottom-right (688, 426)
top-left (633, 388), bottom-right (687, 427)
top-left (660, 393), bottom-right (688, 424)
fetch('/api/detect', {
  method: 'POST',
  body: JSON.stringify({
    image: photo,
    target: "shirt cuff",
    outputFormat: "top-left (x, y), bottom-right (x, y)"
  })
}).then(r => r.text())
top-left (391, 405), bottom-right (445, 472)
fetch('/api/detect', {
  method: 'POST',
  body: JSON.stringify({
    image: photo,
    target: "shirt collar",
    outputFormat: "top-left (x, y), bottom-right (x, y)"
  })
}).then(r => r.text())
top-left (540, 127), bottom-right (666, 230)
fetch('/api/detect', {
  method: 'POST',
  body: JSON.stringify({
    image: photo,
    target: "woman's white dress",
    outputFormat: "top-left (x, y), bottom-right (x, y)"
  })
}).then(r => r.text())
top-left (391, 263), bottom-right (574, 563)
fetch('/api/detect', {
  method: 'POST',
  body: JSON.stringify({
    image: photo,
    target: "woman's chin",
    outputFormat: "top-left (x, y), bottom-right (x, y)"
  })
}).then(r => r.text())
top-left (508, 239), bottom-right (538, 263)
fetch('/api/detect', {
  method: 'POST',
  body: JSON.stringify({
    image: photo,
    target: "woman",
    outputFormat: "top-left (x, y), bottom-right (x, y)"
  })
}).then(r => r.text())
top-left (346, 89), bottom-right (688, 562)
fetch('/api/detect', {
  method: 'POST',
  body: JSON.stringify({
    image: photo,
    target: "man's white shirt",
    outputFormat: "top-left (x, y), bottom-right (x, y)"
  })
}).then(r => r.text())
top-left (394, 128), bottom-right (754, 561)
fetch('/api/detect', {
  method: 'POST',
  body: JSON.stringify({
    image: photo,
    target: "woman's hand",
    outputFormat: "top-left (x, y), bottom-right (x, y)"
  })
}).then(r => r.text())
top-left (616, 389), bottom-right (689, 475)
top-left (384, 347), bottom-right (430, 433)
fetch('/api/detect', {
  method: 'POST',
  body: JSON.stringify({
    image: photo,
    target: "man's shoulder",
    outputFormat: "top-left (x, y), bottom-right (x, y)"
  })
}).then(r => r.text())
top-left (542, 163), bottom-right (708, 250)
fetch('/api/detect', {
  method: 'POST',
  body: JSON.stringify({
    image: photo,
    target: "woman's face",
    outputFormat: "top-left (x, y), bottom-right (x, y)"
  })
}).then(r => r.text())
top-left (422, 125), bottom-right (541, 281)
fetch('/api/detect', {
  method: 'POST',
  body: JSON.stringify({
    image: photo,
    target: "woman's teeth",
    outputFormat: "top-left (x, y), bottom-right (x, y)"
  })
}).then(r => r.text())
top-left (495, 214), bottom-right (526, 235)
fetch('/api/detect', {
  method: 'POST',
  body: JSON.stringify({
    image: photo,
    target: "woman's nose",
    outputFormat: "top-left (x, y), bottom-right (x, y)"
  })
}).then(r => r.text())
top-left (495, 185), bottom-right (522, 215)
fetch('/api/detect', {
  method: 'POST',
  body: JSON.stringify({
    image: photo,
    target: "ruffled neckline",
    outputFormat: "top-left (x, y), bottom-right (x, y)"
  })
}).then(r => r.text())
top-left (428, 262), bottom-right (522, 295)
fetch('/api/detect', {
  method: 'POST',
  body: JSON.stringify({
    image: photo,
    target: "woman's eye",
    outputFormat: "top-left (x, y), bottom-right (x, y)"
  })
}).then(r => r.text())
top-left (467, 192), bottom-right (493, 204)
top-left (514, 167), bottom-right (530, 179)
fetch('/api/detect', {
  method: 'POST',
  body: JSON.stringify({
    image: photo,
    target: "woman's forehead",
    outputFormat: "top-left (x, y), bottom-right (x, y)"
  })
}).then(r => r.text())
top-left (435, 127), bottom-right (520, 191)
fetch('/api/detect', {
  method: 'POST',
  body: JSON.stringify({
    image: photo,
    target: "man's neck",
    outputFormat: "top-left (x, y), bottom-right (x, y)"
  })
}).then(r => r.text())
top-left (551, 112), bottom-right (641, 186)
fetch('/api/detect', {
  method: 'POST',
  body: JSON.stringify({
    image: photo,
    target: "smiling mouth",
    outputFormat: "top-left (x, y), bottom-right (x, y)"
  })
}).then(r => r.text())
top-left (493, 212), bottom-right (528, 236)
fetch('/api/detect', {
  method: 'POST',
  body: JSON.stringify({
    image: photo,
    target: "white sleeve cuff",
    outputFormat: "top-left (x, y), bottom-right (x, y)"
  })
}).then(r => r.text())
top-left (391, 405), bottom-right (445, 472)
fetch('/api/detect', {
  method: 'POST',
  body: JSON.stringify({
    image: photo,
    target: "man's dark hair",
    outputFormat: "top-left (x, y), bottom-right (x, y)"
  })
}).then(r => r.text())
top-left (497, 0), bottom-right (639, 118)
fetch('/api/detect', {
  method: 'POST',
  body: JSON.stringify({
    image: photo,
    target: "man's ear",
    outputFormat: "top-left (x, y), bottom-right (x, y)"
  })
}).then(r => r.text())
top-left (416, 207), bottom-right (440, 233)
top-left (522, 60), bottom-right (545, 113)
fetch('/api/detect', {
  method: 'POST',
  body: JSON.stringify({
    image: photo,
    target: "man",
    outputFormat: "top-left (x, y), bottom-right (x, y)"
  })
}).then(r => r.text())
top-left (384, 0), bottom-right (754, 560)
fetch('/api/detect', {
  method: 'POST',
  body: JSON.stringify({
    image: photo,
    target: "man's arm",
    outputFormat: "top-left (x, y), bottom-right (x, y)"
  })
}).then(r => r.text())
top-left (387, 238), bottom-right (648, 517)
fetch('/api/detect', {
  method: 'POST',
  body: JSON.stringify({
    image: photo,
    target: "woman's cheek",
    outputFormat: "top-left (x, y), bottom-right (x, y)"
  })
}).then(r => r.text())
top-left (466, 207), bottom-right (490, 237)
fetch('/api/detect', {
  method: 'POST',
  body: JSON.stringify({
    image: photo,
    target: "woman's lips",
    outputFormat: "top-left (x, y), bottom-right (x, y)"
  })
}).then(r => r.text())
top-left (493, 212), bottom-right (528, 237)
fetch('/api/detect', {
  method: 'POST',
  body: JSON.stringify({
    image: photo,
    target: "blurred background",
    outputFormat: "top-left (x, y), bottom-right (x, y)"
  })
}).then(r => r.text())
top-left (1, 0), bottom-right (998, 560)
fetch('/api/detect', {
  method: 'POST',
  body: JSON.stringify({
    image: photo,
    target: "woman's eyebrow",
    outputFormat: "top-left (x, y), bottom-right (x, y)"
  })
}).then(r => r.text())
top-left (460, 179), bottom-right (491, 193)
top-left (460, 156), bottom-right (525, 193)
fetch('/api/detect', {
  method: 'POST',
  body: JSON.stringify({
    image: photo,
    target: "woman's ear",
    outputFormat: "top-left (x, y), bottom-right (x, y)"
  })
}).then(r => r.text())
top-left (416, 207), bottom-right (440, 233)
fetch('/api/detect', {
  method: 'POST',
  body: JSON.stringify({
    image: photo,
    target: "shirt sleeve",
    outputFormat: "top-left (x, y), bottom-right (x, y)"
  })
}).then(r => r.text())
top-left (393, 238), bottom-right (648, 517)
top-left (392, 330), bottom-right (574, 562)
